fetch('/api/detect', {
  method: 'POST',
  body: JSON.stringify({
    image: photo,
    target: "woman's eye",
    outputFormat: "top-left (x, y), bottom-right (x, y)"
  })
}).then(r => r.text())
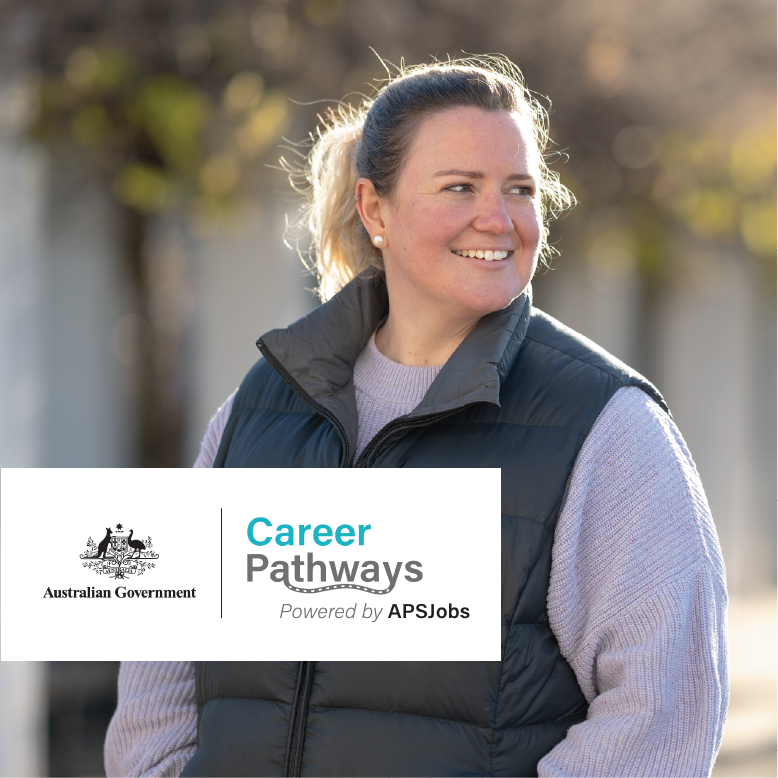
top-left (445, 183), bottom-right (535, 196)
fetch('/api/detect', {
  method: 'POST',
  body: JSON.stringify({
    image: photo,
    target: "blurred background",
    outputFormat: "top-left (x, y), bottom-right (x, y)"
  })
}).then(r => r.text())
top-left (0, 0), bottom-right (774, 775)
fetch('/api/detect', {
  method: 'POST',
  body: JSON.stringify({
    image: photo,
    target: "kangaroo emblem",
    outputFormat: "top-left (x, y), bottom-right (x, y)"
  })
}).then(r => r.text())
top-left (93, 527), bottom-right (113, 559)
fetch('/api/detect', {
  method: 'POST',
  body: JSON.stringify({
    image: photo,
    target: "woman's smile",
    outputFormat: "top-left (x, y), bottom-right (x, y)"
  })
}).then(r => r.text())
top-left (451, 249), bottom-right (512, 260)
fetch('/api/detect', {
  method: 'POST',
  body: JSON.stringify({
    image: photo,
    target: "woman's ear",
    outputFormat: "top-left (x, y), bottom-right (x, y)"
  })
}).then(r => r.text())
top-left (355, 178), bottom-right (388, 249)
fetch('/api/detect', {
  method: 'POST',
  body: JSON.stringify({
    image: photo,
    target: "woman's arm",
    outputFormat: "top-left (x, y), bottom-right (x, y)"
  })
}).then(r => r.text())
top-left (538, 386), bottom-right (728, 778)
top-left (105, 393), bottom-right (236, 777)
top-left (194, 391), bottom-right (237, 468)
top-left (104, 662), bottom-right (198, 778)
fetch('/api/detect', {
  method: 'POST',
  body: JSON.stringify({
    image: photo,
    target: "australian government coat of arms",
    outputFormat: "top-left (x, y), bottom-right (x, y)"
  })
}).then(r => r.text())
top-left (80, 524), bottom-right (159, 579)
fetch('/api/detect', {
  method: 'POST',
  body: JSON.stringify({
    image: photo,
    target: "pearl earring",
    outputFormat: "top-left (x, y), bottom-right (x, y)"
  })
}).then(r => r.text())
top-left (372, 235), bottom-right (384, 248)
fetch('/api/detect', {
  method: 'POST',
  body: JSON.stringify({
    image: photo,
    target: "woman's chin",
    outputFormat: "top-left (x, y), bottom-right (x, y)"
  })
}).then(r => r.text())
top-left (452, 278), bottom-right (528, 318)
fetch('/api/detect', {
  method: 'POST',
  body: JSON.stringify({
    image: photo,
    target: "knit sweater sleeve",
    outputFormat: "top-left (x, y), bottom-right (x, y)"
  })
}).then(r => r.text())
top-left (104, 394), bottom-right (235, 777)
top-left (104, 662), bottom-right (198, 777)
top-left (537, 386), bottom-right (729, 778)
top-left (193, 391), bottom-right (236, 467)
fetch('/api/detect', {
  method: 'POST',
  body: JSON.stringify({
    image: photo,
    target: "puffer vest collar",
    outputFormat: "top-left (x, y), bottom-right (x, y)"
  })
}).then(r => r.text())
top-left (257, 273), bottom-right (531, 466)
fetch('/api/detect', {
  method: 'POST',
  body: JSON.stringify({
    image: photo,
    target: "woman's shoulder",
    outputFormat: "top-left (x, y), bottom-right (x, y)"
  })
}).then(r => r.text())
top-left (498, 307), bottom-right (668, 436)
top-left (524, 307), bottom-right (668, 413)
top-left (587, 385), bottom-right (698, 487)
top-left (571, 385), bottom-right (704, 507)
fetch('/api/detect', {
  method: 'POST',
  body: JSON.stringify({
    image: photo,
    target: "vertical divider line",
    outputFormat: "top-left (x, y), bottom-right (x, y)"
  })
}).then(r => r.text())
top-left (220, 508), bottom-right (223, 619)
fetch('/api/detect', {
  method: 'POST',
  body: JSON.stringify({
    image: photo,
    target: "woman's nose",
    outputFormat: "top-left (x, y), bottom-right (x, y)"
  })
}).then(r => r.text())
top-left (473, 192), bottom-right (513, 235)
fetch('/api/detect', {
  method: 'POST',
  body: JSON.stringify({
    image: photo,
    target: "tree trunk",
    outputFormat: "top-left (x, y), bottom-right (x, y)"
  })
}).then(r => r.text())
top-left (122, 206), bottom-right (183, 467)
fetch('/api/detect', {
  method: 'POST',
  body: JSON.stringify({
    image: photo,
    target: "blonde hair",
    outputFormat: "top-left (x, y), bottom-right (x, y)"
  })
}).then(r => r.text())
top-left (284, 56), bottom-right (574, 301)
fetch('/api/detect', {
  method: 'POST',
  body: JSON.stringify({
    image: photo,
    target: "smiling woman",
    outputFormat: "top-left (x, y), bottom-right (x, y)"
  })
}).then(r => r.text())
top-left (105, 58), bottom-right (727, 778)
top-left (357, 108), bottom-right (542, 365)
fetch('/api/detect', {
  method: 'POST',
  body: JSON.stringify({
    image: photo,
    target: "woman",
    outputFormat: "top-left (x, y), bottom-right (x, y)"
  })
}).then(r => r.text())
top-left (106, 59), bottom-right (728, 777)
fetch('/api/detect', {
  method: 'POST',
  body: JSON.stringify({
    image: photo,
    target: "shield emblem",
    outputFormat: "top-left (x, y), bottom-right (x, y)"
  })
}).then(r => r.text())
top-left (110, 535), bottom-right (128, 560)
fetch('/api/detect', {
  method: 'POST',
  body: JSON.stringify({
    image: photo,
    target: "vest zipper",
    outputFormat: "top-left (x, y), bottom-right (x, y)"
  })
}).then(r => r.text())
top-left (287, 661), bottom-right (312, 777)
top-left (259, 343), bottom-right (350, 467)
top-left (354, 407), bottom-right (472, 467)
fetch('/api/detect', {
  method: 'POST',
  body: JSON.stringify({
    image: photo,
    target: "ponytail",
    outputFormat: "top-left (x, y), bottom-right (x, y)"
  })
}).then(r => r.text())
top-left (288, 104), bottom-right (383, 301)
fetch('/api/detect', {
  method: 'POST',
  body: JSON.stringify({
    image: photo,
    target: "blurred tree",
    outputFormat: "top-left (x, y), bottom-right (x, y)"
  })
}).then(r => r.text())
top-left (2, 0), bottom-right (292, 465)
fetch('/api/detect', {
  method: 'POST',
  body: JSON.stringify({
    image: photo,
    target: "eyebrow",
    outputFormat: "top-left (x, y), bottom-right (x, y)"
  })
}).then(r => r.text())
top-left (432, 169), bottom-right (535, 182)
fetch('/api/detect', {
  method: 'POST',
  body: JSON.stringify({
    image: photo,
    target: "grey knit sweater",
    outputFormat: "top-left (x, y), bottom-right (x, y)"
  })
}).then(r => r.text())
top-left (105, 334), bottom-right (728, 778)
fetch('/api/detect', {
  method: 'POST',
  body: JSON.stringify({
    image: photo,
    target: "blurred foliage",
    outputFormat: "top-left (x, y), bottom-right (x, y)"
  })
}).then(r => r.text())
top-left (41, 52), bottom-right (288, 214)
top-left (2, 0), bottom-right (771, 278)
top-left (653, 125), bottom-right (777, 255)
top-left (30, 30), bottom-right (289, 222)
top-left (551, 118), bottom-right (776, 295)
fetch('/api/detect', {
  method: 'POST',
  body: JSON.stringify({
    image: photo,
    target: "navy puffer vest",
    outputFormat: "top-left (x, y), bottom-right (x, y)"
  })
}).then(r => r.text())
top-left (181, 276), bottom-right (668, 777)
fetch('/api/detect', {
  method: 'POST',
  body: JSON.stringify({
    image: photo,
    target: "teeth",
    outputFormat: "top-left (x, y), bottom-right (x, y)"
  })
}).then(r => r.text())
top-left (453, 250), bottom-right (509, 260)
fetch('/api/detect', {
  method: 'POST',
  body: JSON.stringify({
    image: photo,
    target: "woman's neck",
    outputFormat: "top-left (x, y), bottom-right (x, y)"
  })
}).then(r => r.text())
top-left (374, 309), bottom-right (479, 367)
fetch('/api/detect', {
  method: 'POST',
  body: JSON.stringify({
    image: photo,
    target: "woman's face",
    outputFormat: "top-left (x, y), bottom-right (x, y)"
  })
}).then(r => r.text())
top-left (380, 107), bottom-right (542, 323)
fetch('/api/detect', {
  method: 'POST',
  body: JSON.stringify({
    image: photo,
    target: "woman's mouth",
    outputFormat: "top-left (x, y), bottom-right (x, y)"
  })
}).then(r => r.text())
top-left (451, 249), bottom-right (511, 261)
